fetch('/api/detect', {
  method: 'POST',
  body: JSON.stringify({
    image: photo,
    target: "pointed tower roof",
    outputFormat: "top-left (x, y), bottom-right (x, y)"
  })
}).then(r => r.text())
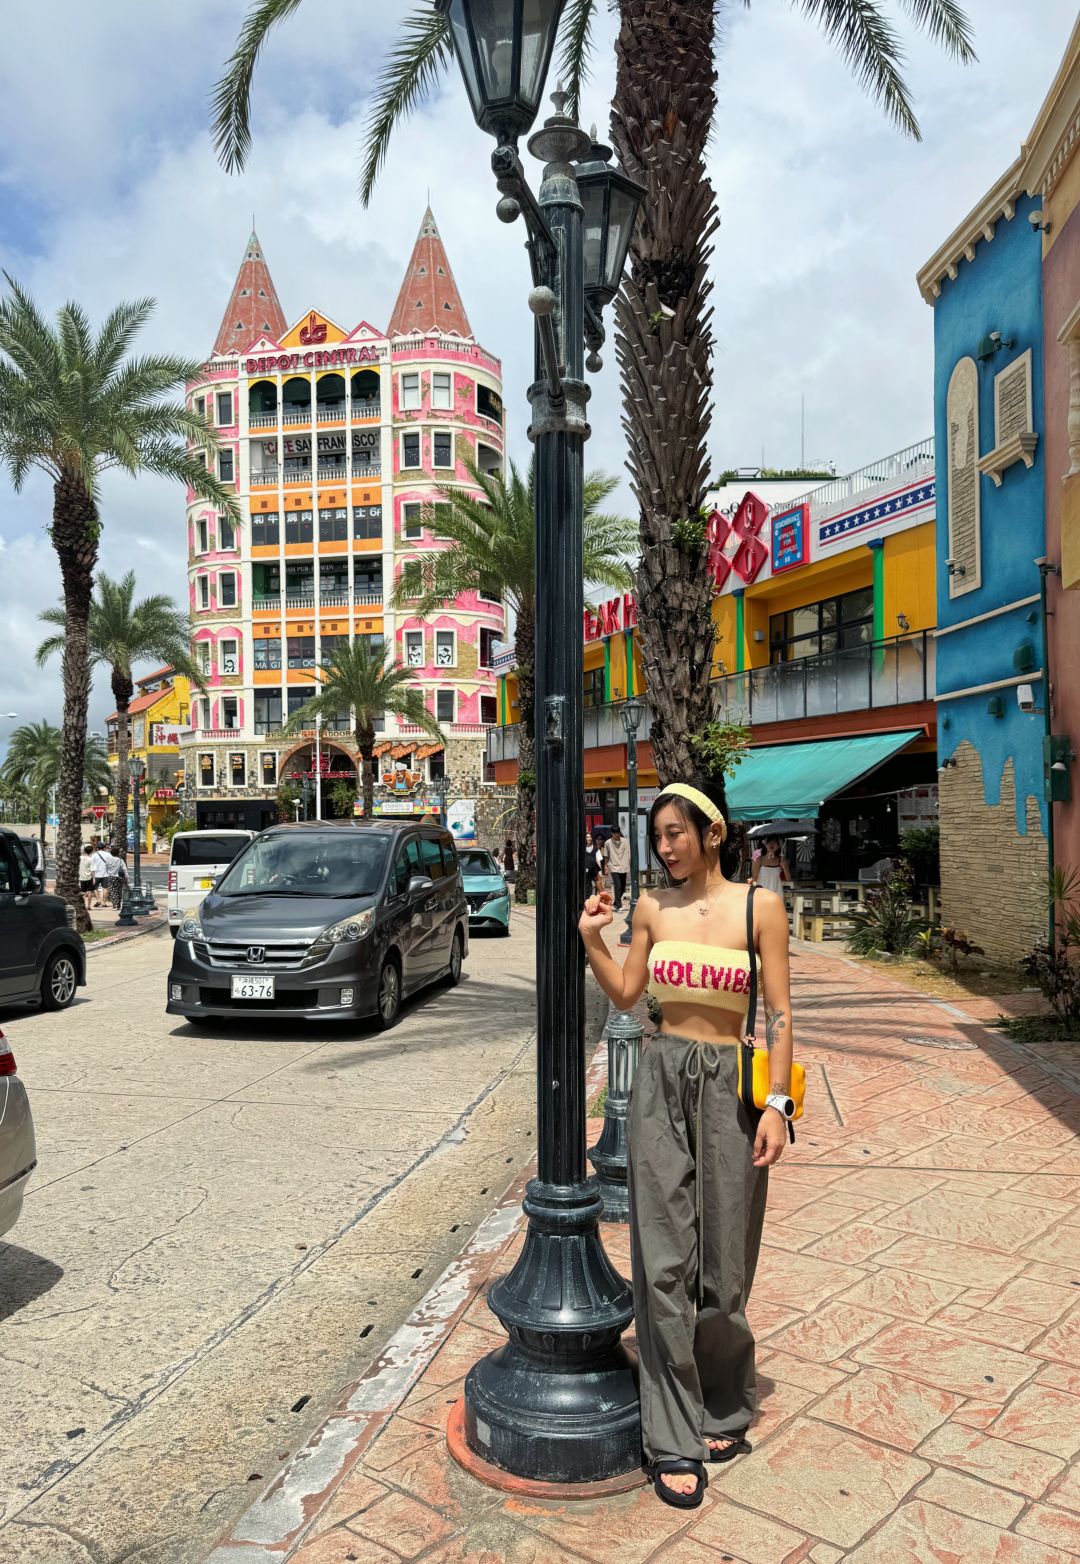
top-left (212, 230), bottom-right (288, 357)
top-left (387, 207), bottom-right (473, 339)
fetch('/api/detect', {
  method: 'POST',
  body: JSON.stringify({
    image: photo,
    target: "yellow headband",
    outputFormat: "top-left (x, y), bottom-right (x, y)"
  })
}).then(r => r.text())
top-left (659, 784), bottom-right (727, 841)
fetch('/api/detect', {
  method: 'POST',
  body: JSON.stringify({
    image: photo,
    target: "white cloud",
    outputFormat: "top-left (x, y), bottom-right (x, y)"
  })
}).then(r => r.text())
top-left (0, 0), bottom-right (1077, 750)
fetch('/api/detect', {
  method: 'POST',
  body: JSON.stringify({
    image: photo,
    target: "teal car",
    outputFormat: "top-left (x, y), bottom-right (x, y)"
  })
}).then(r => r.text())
top-left (458, 848), bottom-right (511, 935)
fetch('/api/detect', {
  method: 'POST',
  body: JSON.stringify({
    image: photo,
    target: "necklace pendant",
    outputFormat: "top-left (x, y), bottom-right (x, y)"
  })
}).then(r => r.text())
top-left (698, 904), bottom-right (709, 917)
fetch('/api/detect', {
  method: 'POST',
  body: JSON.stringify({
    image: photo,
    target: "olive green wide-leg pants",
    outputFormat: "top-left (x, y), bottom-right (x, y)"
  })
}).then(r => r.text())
top-left (627, 1033), bottom-right (769, 1465)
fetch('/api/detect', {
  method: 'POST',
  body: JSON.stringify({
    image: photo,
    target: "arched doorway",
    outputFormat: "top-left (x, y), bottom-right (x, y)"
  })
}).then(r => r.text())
top-left (281, 741), bottom-right (358, 820)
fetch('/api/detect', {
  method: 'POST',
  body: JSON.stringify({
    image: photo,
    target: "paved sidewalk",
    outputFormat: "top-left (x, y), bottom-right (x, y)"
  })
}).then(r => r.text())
top-left (209, 939), bottom-right (1080, 1564)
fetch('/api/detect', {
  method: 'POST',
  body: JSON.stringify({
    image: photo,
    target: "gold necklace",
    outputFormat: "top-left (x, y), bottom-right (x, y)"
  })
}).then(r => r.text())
top-left (695, 885), bottom-right (724, 918)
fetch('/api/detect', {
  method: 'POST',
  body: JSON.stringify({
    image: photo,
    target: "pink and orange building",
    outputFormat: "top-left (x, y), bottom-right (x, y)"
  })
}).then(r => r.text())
top-left (181, 210), bottom-right (506, 826)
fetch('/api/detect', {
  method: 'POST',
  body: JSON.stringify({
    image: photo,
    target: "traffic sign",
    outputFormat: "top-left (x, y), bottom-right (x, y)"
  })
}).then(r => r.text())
top-left (92, 805), bottom-right (107, 820)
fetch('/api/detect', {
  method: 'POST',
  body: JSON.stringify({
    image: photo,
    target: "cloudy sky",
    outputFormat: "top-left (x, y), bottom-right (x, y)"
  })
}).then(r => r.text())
top-left (0, 0), bottom-right (1076, 749)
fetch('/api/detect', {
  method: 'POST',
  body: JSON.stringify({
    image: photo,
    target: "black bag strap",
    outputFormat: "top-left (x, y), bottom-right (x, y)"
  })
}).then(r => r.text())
top-left (745, 883), bottom-right (758, 1044)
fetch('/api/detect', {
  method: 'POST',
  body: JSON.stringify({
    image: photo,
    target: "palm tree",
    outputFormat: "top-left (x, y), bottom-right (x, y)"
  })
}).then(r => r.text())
top-left (283, 641), bottom-right (443, 821)
top-left (213, 0), bottom-right (973, 781)
top-left (0, 722), bottom-right (111, 846)
top-left (391, 451), bottom-right (635, 899)
top-left (0, 281), bottom-right (238, 929)
top-left (36, 571), bottom-right (205, 857)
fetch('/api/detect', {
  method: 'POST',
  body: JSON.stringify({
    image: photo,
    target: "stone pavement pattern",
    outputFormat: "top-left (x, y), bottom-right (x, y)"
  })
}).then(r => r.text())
top-left (249, 940), bottom-right (1080, 1564)
top-left (0, 911), bottom-right (545, 1562)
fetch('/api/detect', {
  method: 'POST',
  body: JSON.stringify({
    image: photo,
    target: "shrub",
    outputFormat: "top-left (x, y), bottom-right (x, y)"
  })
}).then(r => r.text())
top-left (1020, 866), bottom-right (1080, 1027)
top-left (846, 860), bottom-right (926, 957)
top-left (162, 815), bottom-right (196, 844)
top-left (688, 722), bottom-right (751, 783)
top-left (899, 823), bottom-right (939, 886)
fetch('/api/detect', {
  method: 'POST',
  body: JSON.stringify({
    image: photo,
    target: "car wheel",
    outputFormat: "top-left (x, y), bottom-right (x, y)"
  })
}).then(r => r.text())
top-left (445, 929), bottom-right (464, 986)
top-left (376, 957), bottom-right (402, 1029)
top-left (41, 951), bottom-right (78, 1011)
top-left (499, 922), bottom-right (511, 937)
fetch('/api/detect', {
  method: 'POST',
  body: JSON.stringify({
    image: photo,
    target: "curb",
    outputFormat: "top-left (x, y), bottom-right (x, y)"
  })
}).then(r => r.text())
top-left (84, 915), bottom-right (168, 955)
top-left (206, 1036), bottom-right (612, 1562)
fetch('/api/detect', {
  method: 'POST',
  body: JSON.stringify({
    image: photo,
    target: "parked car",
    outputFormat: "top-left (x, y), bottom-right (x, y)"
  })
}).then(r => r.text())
top-left (167, 829), bottom-right (256, 938)
top-left (166, 821), bottom-right (468, 1028)
top-left (0, 828), bottom-right (85, 1012)
top-left (458, 848), bottom-right (511, 935)
top-left (0, 1029), bottom-right (36, 1238)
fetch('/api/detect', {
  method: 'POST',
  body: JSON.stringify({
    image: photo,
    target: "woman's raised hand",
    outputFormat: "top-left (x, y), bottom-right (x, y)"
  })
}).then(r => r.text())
top-left (578, 889), bottom-right (615, 936)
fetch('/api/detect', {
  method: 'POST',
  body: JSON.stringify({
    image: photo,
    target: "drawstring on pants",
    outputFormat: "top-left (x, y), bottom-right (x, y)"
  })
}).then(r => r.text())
top-left (683, 1041), bottom-right (724, 1306)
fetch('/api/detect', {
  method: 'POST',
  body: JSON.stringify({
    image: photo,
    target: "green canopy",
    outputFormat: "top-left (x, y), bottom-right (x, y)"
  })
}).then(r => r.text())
top-left (726, 731), bottom-right (922, 822)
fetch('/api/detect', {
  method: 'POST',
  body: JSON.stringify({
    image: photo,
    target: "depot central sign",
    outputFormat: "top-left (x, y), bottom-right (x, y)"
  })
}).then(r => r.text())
top-left (245, 346), bottom-right (380, 374)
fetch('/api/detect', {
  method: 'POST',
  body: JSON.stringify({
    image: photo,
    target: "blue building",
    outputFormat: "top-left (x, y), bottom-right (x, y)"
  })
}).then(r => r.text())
top-left (918, 176), bottom-right (1049, 962)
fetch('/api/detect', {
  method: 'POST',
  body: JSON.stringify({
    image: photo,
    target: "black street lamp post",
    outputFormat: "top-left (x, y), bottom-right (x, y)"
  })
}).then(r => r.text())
top-left (438, 0), bottom-right (645, 1485)
top-left (619, 698), bottom-right (645, 946)
top-left (128, 755), bottom-right (147, 916)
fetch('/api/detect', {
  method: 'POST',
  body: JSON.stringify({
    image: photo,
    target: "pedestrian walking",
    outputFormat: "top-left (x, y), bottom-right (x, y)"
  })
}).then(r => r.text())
top-left (502, 837), bottom-right (516, 881)
top-left (603, 823), bottom-right (631, 909)
top-left (751, 835), bottom-right (791, 896)
top-left (90, 842), bottom-right (112, 908)
top-left (584, 831), bottom-right (603, 897)
top-left (99, 847), bottom-right (129, 909)
top-left (78, 843), bottom-right (96, 912)
top-left (579, 774), bottom-right (795, 1510)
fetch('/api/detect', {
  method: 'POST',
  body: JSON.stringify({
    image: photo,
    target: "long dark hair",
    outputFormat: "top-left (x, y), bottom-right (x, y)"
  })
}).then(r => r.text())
top-left (647, 772), bottom-right (746, 884)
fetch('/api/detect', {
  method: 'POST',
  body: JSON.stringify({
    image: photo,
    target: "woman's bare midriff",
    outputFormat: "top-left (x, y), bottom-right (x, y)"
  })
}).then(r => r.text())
top-left (655, 1003), bottom-right (745, 1047)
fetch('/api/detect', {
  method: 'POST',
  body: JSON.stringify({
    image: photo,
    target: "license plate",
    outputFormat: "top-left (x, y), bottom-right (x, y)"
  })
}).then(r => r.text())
top-left (200, 877), bottom-right (214, 890)
top-left (231, 975), bottom-right (275, 1000)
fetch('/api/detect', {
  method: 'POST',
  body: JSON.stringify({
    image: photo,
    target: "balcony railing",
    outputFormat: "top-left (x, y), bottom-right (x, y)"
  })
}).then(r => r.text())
top-left (788, 438), bottom-right (935, 522)
top-left (487, 697), bottom-right (654, 765)
top-left (352, 402), bottom-right (381, 421)
top-left (710, 631), bottom-right (934, 724)
top-left (249, 412), bottom-right (278, 429)
top-left (251, 468), bottom-right (279, 486)
top-left (252, 591), bottom-right (383, 611)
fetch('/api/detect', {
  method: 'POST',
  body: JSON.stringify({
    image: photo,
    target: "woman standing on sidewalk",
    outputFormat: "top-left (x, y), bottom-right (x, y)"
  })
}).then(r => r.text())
top-left (578, 774), bottom-right (794, 1510)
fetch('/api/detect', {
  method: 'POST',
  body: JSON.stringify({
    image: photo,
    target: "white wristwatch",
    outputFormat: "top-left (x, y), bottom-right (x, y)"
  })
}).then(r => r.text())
top-left (765, 1092), bottom-right (795, 1120)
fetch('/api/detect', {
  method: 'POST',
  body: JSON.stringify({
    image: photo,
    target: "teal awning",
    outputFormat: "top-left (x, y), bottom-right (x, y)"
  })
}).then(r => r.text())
top-left (726, 730), bottom-right (922, 822)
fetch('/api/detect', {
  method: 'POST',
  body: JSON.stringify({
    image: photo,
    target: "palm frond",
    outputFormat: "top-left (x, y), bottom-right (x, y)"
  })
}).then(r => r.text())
top-left (897, 0), bottom-right (976, 62)
top-left (359, 5), bottom-right (454, 207)
top-left (792, 0), bottom-right (919, 139)
top-left (558, 0), bottom-right (598, 123)
top-left (93, 297), bottom-right (157, 386)
top-left (211, 0), bottom-right (306, 172)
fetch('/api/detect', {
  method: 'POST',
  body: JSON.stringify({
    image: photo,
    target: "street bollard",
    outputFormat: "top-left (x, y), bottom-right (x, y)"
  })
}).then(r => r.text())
top-left (116, 883), bottom-right (136, 927)
top-left (587, 1008), bottom-right (643, 1223)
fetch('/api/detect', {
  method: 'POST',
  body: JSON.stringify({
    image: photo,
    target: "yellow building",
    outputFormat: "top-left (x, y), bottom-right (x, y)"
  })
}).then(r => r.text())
top-left (106, 666), bottom-right (192, 848)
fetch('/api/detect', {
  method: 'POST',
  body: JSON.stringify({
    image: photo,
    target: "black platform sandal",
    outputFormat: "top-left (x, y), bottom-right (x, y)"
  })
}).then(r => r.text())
top-left (648, 1457), bottom-right (708, 1509)
top-left (706, 1435), bottom-right (751, 1464)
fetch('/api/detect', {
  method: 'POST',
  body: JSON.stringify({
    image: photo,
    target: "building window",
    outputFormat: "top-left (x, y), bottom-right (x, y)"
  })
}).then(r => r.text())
top-left (353, 504), bottom-right (382, 540)
top-left (216, 391), bottom-right (234, 426)
top-left (218, 448), bottom-right (235, 484)
top-left (196, 640), bottom-right (211, 674)
top-left (320, 634), bottom-right (348, 668)
top-left (402, 431), bottom-right (421, 469)
top-left (197, 575), bottom-right (209, 609)
top-left (195, 395), bottom-right (206, 419)
top-left (219, 572), bottom-right (237, 608)
top-left (287, 685), bottom-right (316, 716)
top-left (254, 693), bottom-right (282, 733)
top-left (769, 586), bottom-right (874, 664)
top-left (432, 371), bottom-right (453, 410)
top-left (435, 630), bottom-right (456, 668)
top-left (398, 560), bottom-right (423, 599)
top-left (319, 506), bottom-right (349, 542)
top-left (254, 640), bottom-right (282, 671)
top-left (252, 512), bottom-right (279, 546)
top-left (480, 694), bottom-right (498, 725)
top-left (231, 752), bottom-right (246, 787)
top-left (401, 372), bottom-right (421, 411)
top-left (287, 635), bottom-right (316, 670)
top-left (285, 509), bottom-right (314, 545)
top-left (221, 696), bottom-right (239, 730)
top-left (478, 584), bottom-right (501, 606)
top-left (479, 627), bottom-right (498, 668)
top-left (196, 517), bottom-right (209, 554)
top-left (402, 502), bottom-right (423, 541)
top-left (476, 384), bottom-right (503, 424)
top-left (362, 633), bottom-right (385, 660)
top-left (583, 667), bottom-right (605, 707)
top-left (404, 629), bottom-right (425, 668)
top-left (429, 501), bottom-right (453, 539)
top-left (220, 638), bottom-right (239, 676)
top-left (199, 752), bottom-right (215, 786)
top-left (219, 515), bottom-right (236, 550)
top-left (261, 752), bottom-right (277, 785)
top-left (432, 430), bottom-right (453, 469)
top-left (436, 688), bottom-right (455, 725)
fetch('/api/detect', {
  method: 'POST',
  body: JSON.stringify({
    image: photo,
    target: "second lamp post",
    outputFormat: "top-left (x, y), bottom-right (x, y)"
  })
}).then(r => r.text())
top-left (438, 0), bottom-right (645, 1486)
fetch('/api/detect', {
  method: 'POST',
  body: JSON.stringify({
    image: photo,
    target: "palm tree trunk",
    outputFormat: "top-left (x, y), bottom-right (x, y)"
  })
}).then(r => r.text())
top-left (357, 729), bottom-right (375, 820)
top-left (52, 470), bottom-right (100, 932)
top-left (111, 669), bottom-right (134, 857)
top-left (38, 798), bottom-right (47, 850)
top-left (513, 603), bottom-right (536, 905)
top-left (611, 0), bottom-right (719, 784)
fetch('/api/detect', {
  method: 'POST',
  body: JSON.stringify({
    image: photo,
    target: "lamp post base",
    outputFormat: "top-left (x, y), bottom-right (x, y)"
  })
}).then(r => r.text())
top-left (463, 1176), bottom-right (639, 1483)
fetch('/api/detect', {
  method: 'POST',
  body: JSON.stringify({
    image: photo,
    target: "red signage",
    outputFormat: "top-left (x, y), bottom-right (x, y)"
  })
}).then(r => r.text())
top-left (706, 492), bottom-right (769, 589)
top-left (92, 805), bottom-right (107, 820)
top-left (245, 346), bottom-right (379, 374)
top-left (298, 311), bottom-right (328, 346)
top-left (584, 592), bottom-right (638, 642)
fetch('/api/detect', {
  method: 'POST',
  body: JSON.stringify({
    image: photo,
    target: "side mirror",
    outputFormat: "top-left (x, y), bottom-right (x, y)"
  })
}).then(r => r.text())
top-left (407, 874), bottom-right (434, 895)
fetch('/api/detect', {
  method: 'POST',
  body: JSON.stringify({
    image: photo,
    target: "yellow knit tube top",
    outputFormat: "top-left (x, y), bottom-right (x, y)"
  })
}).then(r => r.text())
top-left (647, 941), bottom-right (758, 1013)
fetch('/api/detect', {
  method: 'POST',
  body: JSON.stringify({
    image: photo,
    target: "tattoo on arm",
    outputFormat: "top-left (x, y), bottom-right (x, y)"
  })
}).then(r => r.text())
top-left (764, 1004), bottom-right (787, 1050)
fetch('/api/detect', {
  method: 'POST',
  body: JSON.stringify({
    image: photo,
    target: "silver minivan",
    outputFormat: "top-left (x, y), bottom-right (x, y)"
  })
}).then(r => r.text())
top-left (167, 830), bottom-right (255, 937)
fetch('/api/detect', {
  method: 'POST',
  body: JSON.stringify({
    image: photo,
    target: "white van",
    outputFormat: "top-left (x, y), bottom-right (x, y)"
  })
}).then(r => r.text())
top-left (168, 830), bottom-right (255, 937)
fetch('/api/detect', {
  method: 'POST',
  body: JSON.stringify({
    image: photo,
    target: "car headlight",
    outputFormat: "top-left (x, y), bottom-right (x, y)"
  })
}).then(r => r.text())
top-left (316, 909), bottom-right (375, 945)
top-left (485, 882), bottom-right (508, 904)
top-left (178, 911), bottom-right (204, 942)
